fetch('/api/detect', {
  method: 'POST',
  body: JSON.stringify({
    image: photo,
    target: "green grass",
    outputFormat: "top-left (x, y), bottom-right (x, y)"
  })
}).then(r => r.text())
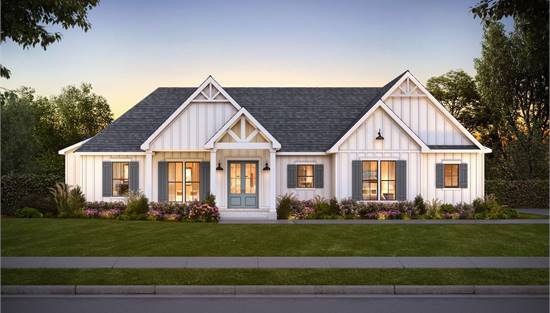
top-left (517, 212), bottom-right (549, 219)
top-left (2, 218), bottom-right (548, 256)
top-left (2, 269), bottom-right (547, 285)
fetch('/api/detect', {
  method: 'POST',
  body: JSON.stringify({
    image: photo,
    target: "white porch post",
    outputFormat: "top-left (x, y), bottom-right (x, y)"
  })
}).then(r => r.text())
top-left (145, 150), bottom-right (153, 200)
top-left (269, 149), bottom-right (277, 214)
top-left (210, 149), bottom-right (217, 198)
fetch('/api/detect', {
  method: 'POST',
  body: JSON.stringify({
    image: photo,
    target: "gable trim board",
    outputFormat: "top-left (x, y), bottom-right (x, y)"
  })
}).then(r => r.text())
top-left (59, 71), bottom-right (488, 220)
top-left (140, 76), bottom-right (242, 151)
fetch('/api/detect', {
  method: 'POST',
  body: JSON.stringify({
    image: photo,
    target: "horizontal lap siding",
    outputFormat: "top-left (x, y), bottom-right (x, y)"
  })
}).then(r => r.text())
top-left (276, 155), bottom-right (333, 201)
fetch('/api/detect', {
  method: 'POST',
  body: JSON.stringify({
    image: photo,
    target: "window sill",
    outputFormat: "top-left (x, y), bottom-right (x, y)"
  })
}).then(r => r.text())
top-left (438, 188), bottom-right (465, 191)
top-left (293, 188), bottom-right (318, 191)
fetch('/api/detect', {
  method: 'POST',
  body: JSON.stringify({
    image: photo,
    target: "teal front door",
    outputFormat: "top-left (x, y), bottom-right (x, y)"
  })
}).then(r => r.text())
top-left (228, 161), bottom-right (258, 208)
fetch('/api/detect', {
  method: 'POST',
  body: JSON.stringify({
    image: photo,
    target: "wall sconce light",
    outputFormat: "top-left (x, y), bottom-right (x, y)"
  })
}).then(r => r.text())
top-left (376, 129), bottom-right (384, 140)
top-left (216, 162), bottom-right (223, 171)
top-left (262, 162), bottom-right (271, 171)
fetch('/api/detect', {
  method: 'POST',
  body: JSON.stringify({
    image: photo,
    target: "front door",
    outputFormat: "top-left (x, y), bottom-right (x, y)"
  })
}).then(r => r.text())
top-left (228, 161), bottom-right (258, 208)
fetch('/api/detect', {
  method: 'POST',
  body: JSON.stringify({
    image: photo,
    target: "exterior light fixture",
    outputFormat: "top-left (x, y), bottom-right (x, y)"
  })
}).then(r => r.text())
top-left (376, 129), bottom-right (384, 140)
top-left (263, 162), bottom-right (271, 171)
top-left (216, 163), bottom-right (223, 171)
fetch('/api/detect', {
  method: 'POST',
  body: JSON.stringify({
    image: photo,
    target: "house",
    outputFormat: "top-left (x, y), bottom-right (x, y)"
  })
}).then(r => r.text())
top-left (59, 71), bottom-right (491, 220)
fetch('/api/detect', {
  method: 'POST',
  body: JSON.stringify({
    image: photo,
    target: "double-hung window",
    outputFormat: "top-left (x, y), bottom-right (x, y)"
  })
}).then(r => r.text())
top-left (361, 160), bottom-right (396, 201)
top-left (297, 164), bottom-right (314, 188)
top-left (167, 161), bottom-right (200, 202)
top-left (112, 162), bottom-right (129, 197)
top-left (444, 164), bottom-right (459, 188)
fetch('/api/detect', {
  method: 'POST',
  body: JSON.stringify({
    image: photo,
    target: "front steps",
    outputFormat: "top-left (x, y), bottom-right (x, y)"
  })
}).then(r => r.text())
top-left (219, 208), bottom-right (276, 221)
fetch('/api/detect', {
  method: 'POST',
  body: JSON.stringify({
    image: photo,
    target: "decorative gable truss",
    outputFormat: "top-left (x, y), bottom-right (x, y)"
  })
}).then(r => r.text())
top-left (381, 72), bottom-right (490, 152)
top-left (141, 76), bottom-right (241, 151)
top-left (205, 108), bottom-right (281, 150)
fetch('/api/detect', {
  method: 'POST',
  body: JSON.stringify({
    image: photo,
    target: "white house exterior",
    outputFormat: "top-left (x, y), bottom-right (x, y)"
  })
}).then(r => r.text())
top-left (59, 71), bottom-right (491, 220)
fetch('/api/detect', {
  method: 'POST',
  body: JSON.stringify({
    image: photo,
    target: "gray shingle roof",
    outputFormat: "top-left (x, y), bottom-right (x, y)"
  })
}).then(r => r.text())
top-left (428, 145), bottom-right (478, 150)
top-left (78, 71), bottom-right (452, 153)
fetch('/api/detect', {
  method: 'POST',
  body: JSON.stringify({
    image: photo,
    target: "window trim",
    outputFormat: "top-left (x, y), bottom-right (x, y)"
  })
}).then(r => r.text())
top-left (443, 163), bottom-right (460, 189)
top-left (112, 162), bottom-right (129, 197)
top-left (360, 159), bottom-right (397, 202)
top-left (296, 164), bottom-right (315, 189)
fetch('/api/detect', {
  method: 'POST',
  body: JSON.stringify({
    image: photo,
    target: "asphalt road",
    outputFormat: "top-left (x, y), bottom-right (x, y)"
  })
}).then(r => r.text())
top-left (2, 295), bottom-right (548, 313)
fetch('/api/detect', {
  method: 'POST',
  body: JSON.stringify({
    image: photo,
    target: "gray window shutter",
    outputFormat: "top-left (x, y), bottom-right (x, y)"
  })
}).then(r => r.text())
top-left (129, 161), bottom-right (139, 193)
top-left (102, 161), bottom-right (112, 197)
top-left (351, 160), bottom-right (362, 201)
top-left (314, 164), bottom-right (324, 188)
top-left (459, 163), bottom-right (468, 188)
top-left (287, 164), bottom-right (297, 188)
top-left (158, 161), bottom-right (168, 202)
top-left (396, 160), bottom-right (407, 201)
top-left (199, 161), bottom-right (210, 201)
top-left (435, 163), bottom-right (444, 188)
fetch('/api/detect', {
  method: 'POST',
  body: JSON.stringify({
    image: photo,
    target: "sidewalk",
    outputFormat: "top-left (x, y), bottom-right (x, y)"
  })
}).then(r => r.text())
top-left (2, 256), bottom-right (547, 269)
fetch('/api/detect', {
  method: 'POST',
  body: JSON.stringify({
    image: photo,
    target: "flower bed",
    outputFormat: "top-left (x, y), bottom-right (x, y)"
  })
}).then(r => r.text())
top-left (277, 194), bottom-right (518, 220)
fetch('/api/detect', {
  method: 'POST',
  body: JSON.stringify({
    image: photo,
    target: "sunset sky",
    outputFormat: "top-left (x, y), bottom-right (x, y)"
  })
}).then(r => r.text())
top-left (2, 0), bottom-right (490, 118)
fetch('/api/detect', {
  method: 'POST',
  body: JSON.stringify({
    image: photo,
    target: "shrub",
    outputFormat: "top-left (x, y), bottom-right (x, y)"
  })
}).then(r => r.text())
top-left (67, 186), bottom-right (86, 216)
top-left (84, 201), bottom-right (126, 219)
top-left (425, 199), bottom-right (443, 219)
top-left (147, 202), bottom-right (187, 221)
top-left (50, 182), bottom-right (70, 217)
top-left (311, 196), bottom-right (339, 219)
top-left (15, 207), bottom-right (43, 218)
top-left (339, 198), bottom-right (359, 218)
top-left (124, 191), bottom-right (149, 219)
top-left (188, 201), bottom-right (220, 222)
top-left (16, 194), bottom-right (57, 217)
top-left (413, 195), bottom-right (426, 216)
top-left (204, 192), bottom-right (216, 207)
top-left (472, 195), bottom-right (518, 219)
top-left (486, 180), bottom-right (549, 208)
top-left (276, 193), bottom-right (295, 219)
top-left (1, 174), bottom-right (63, 215)
top-left (454, 202), bottom-right (474, 219)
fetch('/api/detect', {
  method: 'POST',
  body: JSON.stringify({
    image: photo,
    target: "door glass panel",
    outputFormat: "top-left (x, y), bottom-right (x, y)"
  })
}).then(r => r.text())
top-left (230, 163), bottom-right (241, 194)
top-left (245, 163), bottom-right (256, 194)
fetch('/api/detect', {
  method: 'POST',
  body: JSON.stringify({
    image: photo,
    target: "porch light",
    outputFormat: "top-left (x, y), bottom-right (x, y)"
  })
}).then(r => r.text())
top-left (376, 129), bottom-right (384, 140)
top-left (216, 163), bottom-right (223, 171)
top-left (263, 162), bottom-right (271, 171)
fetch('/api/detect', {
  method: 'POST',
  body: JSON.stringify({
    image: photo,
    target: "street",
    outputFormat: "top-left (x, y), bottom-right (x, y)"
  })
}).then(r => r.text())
top-left (2, 294), bottom-right (548, 313)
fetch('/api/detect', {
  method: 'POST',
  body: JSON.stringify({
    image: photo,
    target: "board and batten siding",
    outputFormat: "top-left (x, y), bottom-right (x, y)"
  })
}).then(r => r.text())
top-left (64, 152), bottom-right (145, 202)
top-left (276, 155), bottom-right (332, 200)
top-left (384, 92), bottom-right (472, 146)
top-left (150, 101), bottom-right (237, 150)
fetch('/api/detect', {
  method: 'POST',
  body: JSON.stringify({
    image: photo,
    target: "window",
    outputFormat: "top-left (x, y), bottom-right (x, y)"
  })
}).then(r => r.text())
top-left (168, 162), bottom-right (183, 202)
top-left (380, 161), bottom-right (396, 200)
top-left (166, 161), bottom-right (200, 202)
top-left (361, 160), bottom-right (396, 201)
top-left (185, 162), bottom-right (200, 202)
top-left (112, 162), bottom-right (129, 197)
top-left (297, 165), bottom-right (314, 188)
top-left (444, 164), bottom-right (459, 188)
top-left (362, 161), bottom-right (378, 200)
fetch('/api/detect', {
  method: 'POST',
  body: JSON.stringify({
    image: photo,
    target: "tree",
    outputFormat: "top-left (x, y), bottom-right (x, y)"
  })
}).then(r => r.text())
top-left (0, 0), bottom-right (100, 78)
top-left (52, 83), bottom-right (113, 148)
top-left (426, 70), bottom-right (481, 133)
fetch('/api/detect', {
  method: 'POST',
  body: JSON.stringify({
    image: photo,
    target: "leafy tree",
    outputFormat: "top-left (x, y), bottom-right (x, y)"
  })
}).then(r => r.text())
top-left (426, 70), bottom-right (480, 133)
top-left (0, 0), bottom-right (100, 78)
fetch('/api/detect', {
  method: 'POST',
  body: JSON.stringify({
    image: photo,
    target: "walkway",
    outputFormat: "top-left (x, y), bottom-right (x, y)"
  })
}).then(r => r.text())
top-left (516, 209), bottom-right (549, 216)
top-left (220, 219), bottom-right (548, 224)
top-left (2, 257), bottom-right (547, 269)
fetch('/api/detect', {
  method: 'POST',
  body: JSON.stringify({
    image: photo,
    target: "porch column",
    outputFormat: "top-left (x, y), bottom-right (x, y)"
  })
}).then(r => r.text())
top-left (210, 149), bottom-right (217, 198)
top-left (145, 150), bottom-right (153, 200)
top-left (269, 149), bottom-right (277, 212)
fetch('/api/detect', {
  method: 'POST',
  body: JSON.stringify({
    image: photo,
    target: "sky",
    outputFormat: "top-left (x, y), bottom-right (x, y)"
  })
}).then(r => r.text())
top-left (2, 0), bottom-right (489, 118)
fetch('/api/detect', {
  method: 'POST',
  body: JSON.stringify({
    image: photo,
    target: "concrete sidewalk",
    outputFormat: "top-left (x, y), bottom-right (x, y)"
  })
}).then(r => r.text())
top-left (2, 256), bottom-right (548, 269)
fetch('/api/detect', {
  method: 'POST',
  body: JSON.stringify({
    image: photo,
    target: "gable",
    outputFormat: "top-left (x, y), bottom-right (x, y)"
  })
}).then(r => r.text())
top-left (339, 106), bottom-right (421, 151)
top-left (148, 79), bottom-right (239, 150)
top-left (383, 75), bottom-right (477, 147)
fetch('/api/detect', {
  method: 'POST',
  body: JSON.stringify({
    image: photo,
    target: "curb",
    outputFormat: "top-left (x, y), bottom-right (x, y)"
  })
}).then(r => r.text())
top-left (2, 285), bottom-right (548, 295)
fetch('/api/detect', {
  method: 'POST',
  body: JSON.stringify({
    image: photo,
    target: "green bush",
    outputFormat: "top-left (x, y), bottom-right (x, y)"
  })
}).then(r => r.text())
top-left (15, 207), bottom-right (43, 218)
top-left (486, 180), bottom-right (549, 208)
top-left (413, 195), bottom-right (426, 216)
top-left (67, 186), bottom-right (86, 216)
top-left (16, 194), bottom-right (57, 217)
top-left (125, 191), bottom-right (149, 219)
top-left (440, 203), bottom-right (455, 213)
top-left (204, 192), bottom-right (216, 206)
top-left (276, 193), bottom-right (294, 219)
top-left (1, 174), bottom-right (63, 215)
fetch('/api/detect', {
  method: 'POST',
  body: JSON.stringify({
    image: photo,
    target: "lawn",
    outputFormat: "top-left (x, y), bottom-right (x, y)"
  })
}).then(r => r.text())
top-left (2, 218), bottom-right (548, 256)
top-left (2, 269), bottom-right (547, 286)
